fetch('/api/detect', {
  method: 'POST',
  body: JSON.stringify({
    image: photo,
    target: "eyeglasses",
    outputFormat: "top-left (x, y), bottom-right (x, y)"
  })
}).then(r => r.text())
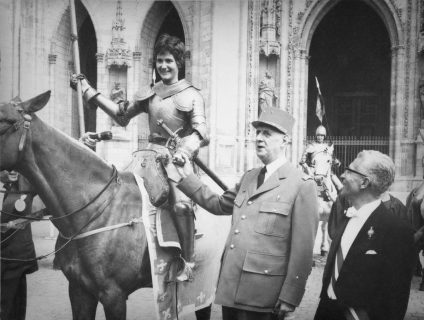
top-left (343, 166), bottom-right (368, 178)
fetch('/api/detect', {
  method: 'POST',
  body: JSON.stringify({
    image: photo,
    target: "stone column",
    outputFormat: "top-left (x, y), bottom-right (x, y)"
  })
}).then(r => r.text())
top-left (95, 52), bottom-right (108, 132)
top-left (416, 129), bottom-right (424, 178)
top-left (130, 51), bottom-right (142, 152)
top-left (390, 45), bottom-right (406, 177)
top-left (94, 52), bottom-right (110, 159)
top-left (291, 48), bottom-right (304, 163)
top-left (294, 49), bottom-right (309, 165)
top-left (47, 53), bottom-right (57, 124)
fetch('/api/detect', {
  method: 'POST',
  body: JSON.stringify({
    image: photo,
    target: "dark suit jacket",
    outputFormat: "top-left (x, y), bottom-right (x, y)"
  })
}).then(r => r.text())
top-left (321, 203), bottom-right (415, 320)
top-left (178, 162), bottom-right (319, 312)
top-left (1, 176), bottom-right (38, 280)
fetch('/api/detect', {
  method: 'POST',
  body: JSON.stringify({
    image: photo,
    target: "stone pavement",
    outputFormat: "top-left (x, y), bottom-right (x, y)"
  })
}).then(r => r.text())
top-left (27, 236), bottom-right (424, 320)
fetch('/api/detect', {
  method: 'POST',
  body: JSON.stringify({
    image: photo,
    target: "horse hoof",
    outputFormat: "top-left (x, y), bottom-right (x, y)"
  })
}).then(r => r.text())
top-left (320, 250), bottom-right (327, 256)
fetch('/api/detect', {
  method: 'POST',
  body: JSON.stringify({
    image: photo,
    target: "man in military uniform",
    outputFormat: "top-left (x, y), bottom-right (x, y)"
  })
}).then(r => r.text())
top-left (175, 107), bottom-right (319, 320)
top-left (71, 34), bottom-right (208, 276)
top-left (300, 125), bottom-right (341, 201)
top-left (1, 171), bottom-right (38, 320)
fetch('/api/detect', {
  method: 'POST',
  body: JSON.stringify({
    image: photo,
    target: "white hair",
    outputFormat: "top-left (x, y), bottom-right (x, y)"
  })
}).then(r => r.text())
top-left (356, 150), bottom-right (395, 195)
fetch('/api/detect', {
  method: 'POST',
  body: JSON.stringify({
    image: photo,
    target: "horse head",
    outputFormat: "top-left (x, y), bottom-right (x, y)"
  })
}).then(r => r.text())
top-left (0, 91), bottom-right (51, 171)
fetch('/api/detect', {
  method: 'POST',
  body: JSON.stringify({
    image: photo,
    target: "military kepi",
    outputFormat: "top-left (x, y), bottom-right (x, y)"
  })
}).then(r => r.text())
top-left (252, 107), bottom-right (294, 135)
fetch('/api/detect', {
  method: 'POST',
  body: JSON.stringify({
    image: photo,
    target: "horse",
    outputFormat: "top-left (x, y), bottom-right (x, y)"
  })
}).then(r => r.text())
top-left (406, 181), bottom-right (424, 291)
top-left (307, 149), bottom-right (339, 256)
top-left (0, 91), bottom-right (152, 319)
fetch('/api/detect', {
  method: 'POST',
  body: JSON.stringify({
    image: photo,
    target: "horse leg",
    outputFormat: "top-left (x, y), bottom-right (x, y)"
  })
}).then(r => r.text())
top-left (69, 281), bottom-right (98, 320)
top-left (100, 290), bottom-right (127, 320)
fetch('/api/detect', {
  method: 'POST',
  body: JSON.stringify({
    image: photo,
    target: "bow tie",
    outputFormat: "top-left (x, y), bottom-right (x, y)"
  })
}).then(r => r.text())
top-left (345, 207), bottom-right (358, 218)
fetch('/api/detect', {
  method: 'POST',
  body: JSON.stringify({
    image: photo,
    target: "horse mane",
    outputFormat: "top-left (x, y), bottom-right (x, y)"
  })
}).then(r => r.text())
top-left (33, 114), bottom-right (112, 169)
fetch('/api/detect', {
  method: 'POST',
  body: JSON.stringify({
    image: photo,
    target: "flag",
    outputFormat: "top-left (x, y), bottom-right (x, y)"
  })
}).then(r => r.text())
top-left (315, 77), bottom-right (325, 123)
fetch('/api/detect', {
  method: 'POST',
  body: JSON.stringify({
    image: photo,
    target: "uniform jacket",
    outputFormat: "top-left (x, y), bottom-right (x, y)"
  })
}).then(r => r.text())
top-left (178, 161), bottom-right (319, 312)
top-left (321, 203), bottom-right (415, 320)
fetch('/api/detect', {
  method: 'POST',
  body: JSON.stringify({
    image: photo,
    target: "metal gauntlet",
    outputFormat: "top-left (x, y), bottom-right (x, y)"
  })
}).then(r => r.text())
top-left (176, 133), bottom-right (202, 158)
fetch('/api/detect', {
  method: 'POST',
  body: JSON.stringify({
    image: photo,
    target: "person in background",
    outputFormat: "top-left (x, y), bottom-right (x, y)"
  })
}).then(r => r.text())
top-left (1, 171), bottom-right (38, 320)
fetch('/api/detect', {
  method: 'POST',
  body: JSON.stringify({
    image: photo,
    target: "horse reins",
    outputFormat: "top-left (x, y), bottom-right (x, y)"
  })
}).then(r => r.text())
top-left (0, 104), bottom-right (138, 261)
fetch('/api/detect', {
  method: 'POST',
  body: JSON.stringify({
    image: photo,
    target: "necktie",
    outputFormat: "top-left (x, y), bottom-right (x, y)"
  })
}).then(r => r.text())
top-left (257, 166), bottom-right (267, 188)
top-left (331, 229), bottom-right (370, 320)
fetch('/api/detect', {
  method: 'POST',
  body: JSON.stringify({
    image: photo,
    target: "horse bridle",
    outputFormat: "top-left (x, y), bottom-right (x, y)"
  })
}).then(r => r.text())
top-left (1, 101), bottom-right (33, 161)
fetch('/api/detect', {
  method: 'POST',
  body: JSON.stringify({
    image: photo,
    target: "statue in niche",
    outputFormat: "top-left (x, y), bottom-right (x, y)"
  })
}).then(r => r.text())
top-left (258, 71), bottom-right (278, 113)
top-left (110, 82), bottom-right (126, 103)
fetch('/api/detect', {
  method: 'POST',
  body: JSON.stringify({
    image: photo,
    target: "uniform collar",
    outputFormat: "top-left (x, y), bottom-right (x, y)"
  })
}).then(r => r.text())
top-left (265, 156), bottom-right (287, 178)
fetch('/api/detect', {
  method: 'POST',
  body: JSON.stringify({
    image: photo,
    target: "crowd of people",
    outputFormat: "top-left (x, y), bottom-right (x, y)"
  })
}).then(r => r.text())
top-left (2, 33), bottom-right (423, 320)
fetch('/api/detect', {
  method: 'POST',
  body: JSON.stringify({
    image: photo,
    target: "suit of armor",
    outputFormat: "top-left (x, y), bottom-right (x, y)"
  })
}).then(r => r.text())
top-left (300, 141), bottom-right (339, 201)
top-left (81, 78), bottom-right (209, 265)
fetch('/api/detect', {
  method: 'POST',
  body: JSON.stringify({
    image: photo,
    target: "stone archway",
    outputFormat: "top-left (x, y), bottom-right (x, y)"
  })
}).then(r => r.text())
top-left (292, 0), bottom-right (404, 174)
top-left (307, 1), bottom-right (391, 139)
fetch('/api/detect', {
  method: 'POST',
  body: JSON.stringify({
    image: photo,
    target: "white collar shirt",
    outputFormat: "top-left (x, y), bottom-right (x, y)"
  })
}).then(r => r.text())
top-left (264, 157), bottom-right (287, 182)
top-left (327, 199), bottom-right (381, 299)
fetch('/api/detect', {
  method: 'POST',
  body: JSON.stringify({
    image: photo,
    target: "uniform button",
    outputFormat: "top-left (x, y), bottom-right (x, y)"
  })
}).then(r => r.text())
top-left (264, 269), bottom-right (269, 274)
top-left (234, 229), bottom-right (240, 234)
top-left (247, 201), bottom-right (253, 205)
top-left (296, 276), bottom-right (299, 279)
top-left (241, 215), bottom-right (246, 220)
top-left (230, 244), bottom-right (235, 249)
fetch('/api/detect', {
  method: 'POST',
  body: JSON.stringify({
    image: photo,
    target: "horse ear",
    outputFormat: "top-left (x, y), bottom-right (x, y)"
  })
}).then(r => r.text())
top-left (21, 90), bottom-right (51, 113)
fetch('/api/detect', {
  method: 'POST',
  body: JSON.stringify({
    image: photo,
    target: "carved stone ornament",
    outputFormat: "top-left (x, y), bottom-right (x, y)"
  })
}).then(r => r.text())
top-left (106, 0), bottom-right (132, 68)
top-left (259, 0), bottom-right (281, 56)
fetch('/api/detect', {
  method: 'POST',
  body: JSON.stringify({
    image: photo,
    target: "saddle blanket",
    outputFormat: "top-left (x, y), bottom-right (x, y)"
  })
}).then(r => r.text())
top-left (134, 174), bottom-right (230, 320)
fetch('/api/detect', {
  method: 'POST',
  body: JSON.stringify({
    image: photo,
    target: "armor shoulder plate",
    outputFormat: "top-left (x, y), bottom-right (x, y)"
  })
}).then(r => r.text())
top-left (173, 87), bottom-right (204, 112)
top-left (134, 85), bottom-right (155, 102)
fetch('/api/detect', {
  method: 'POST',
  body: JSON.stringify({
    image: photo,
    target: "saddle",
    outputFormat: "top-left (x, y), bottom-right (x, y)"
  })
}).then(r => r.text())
top-left (136, 150), bottom-right (170, 207)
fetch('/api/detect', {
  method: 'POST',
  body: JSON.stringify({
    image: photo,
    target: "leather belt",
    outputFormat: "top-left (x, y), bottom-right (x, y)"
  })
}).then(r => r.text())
top-left (148, 135), bottom-right (168, 146)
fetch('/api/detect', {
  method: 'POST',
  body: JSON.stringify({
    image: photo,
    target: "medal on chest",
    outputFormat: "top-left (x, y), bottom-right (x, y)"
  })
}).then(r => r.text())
top-left (14, 195), bottom-right (27, 212)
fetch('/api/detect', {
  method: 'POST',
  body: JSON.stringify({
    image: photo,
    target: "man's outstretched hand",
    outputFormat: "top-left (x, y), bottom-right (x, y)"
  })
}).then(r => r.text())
top-left (174, 153), bottom-right (194, 179)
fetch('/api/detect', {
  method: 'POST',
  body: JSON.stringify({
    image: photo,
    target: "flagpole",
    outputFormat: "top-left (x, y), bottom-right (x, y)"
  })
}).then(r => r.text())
top-left (69, 0), bottom-right (85, 137)
top-left (315, 76), bottom-right (333, 141)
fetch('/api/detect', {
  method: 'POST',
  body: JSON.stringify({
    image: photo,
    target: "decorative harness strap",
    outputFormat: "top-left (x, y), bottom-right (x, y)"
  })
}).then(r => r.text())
top-left (59, 217), bottom-right (143, 240)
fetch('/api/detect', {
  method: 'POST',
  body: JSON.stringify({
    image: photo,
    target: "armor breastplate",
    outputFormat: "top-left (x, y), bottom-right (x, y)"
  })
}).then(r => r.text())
top-left (140, 79), bottom-right (206, 142)
top-left (147, 95), bottom-right (191, 139)
top-left (310, 142), bottom-right (334, 159)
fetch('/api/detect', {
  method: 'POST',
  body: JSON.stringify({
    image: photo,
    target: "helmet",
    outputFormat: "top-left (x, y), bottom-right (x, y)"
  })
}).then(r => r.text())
top-left (315, 125), bottom-right (327, 136)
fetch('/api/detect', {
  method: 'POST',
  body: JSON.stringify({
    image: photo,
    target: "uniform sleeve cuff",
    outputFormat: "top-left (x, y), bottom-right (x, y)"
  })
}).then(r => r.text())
top-left (177, 174), bottom-right (203, 197)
